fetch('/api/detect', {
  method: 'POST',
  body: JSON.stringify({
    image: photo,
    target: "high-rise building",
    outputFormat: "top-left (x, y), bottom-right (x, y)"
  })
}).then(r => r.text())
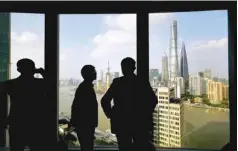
top-left (162, 54), bottom-right (169, 86)
top-left (198, 72), bottom-right (204, 78)
top-left (100, 70), bottom-right (104, 82)
top-left (149, 69), bottom-right (159, 86)
top-left (213, 76), bottom-right (219, 82)
top-left (175, 77), bottom-right (185, 95)
top-left (113, 72), bottom-right (120, 79)
top-left (180, 42), bottom-right (189, 92)
top-left (0, 13), bottom-right (10, 82)
top-left (153, 87), bottom-right (184, 148)
top-left (201, 78), bottom-right (207, 95)
top-left (189, 75), bottom-right (204, 96)
top-left (0, 13), bottom-right (10, 147)
top-left (218, 78), bottom-right (228, 85)
top-left (206, 80), bottom-right (228, 104)
top-left (222, 85), bottom-right (229, 100)
top-left (203, 69), bottom-right (212, 79)
top-left (106, 61), bottom-right (111, 91)
top-left (169, 20), bottom-right (179, 86)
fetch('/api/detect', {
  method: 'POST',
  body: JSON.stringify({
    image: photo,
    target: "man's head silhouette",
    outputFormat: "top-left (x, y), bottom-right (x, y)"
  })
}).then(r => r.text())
top-left (81, 65), bottom-right (97, 81)
top-left (121, 57), bottom-right (136, 76)
top-left (17, 58), bottom-right (36, 77)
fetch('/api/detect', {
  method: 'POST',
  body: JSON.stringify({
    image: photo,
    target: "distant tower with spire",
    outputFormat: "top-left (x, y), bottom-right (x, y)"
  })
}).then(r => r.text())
top-left (106, 61), bottom-right (111, 91)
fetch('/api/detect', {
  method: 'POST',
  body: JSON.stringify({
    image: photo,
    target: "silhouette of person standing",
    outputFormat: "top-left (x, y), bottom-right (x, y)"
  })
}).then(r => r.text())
top-left (71, 65), bottom-right (98, 151)
top-left (0, 58), bottom-right (51, 151)
top-left (101, 57), bottom-right (157, 151)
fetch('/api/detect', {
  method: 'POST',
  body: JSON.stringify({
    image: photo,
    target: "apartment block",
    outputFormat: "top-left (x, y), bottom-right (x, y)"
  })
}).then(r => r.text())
top-left (153, 87), bottom-right (184, 148)
top-left (175, 77), bottom-right (185, 95)
top-left (206, 80), bottom-right (228, 104)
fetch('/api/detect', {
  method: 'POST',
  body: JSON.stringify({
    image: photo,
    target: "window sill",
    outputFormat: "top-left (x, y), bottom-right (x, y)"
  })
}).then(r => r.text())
top-left (0, 146), bottom-right (216, 151)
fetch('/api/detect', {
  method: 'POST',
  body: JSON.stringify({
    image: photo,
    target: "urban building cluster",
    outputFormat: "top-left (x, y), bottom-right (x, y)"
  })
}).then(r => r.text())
top-left (151, 20), bottom-right (229, 148)
top-left (59, 78), bottom-right (81, 87)
top-left (94, 62), bottom-right (120, 93)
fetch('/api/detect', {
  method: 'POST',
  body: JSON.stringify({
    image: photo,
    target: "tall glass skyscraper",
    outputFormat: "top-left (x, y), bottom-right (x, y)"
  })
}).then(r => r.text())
top-left (0, 12), bottom-right (10, 147)
top-left (0, 13), bottom-right (10, 82)
top-left (180, 42), bottom-right (189, 90)
top-left (169, 20), bottom-right (179, 86)
top-left (162, 54), bottom-right (169, 86)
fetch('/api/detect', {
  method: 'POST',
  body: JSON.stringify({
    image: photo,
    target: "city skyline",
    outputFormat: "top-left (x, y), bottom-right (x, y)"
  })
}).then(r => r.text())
top-left (9, 11), bottom-right (228, 80)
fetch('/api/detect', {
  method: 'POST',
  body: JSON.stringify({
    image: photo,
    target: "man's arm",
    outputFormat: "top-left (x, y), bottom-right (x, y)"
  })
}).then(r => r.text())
top-left (37, 68), bottom-right (51, 97)
top-left (101, 81), bottom-right (115, 119)
top-left (146, 81), bottom-right (158, 113)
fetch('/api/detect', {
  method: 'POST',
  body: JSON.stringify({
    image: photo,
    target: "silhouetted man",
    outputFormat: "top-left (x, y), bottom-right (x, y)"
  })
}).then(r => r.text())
top-left (71, 65), bottom-right (98, 151)
top-left (0, 58), bottom-right (51, 151)
top-left (101, 57), bottom-right (158, 151)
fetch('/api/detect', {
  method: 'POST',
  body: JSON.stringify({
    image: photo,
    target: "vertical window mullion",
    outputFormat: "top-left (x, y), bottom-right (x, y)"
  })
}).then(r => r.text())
top-left (44, 12), bottom-right (59, 143)
top-left (228, 7), bottom-right (236, 149)
top-left (137, 12), bottom-right (149, 81)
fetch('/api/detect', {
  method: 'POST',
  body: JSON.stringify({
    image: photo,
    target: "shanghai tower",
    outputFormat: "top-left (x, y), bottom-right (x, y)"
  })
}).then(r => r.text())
top-left (180, 42), bottom-right (189, 91)
top-left (169, 20), bottom-right (179, 85)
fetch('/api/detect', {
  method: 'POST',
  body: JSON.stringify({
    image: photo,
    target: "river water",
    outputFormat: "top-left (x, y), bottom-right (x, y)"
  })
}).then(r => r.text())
top-left (59, 86), bottom-right (230, 149)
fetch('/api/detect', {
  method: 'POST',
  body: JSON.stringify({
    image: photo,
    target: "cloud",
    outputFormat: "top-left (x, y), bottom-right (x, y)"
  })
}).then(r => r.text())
top-left (11, 32), bottom-right (41, 45)
top-left (90, 13), bottom-right (173, 61)
top-left (190, 37), bottom-right (228, 51)
top-left (186, 37), bottom-right (228, 78)
top-left (149, 13), bottom-right (174, 26)
top-left (60, 54), bottom-right (67, 61)
top-left (10, 31), bottom-right (44, 78)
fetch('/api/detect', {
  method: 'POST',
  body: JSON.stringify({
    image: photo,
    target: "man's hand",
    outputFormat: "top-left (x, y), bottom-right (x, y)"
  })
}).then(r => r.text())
top-left (35, 68), bottom-right (45, 74)
top-left (35, 68), bottom-right (46, 78)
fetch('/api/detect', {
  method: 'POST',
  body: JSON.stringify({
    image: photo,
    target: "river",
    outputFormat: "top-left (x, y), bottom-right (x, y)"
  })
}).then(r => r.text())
top-left (59, 86), bottom-right (230, 150)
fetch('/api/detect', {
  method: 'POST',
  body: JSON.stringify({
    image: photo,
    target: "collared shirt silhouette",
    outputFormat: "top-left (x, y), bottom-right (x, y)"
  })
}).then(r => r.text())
top-left (71, 65), bottom-right (98, 151)
top-left (101, 57), bottom-right (158, 151)
top-left (0, 58), bottom-right (51, 151)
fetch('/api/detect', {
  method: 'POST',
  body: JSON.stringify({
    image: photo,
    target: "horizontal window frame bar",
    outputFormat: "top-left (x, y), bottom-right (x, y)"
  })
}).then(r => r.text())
top-left (0, 1), bottom-right (234, 14)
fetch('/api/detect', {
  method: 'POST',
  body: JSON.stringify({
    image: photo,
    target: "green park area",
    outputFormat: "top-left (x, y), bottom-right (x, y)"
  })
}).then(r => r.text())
top-left (181, 93), bottom-right (229, 109)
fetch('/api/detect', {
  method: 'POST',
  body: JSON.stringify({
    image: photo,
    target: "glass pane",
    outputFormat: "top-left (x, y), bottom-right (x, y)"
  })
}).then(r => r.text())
top-left (1, 13), bottom-right (45, 147)
top-left (59, 14), bottom-right (136, 147)
top-left (149, 10), bottom-right (229, 150)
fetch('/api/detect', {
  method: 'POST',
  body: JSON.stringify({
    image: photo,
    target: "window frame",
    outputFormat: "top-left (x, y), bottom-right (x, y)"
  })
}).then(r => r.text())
top-left (0, 1), bottom-right (236, 151)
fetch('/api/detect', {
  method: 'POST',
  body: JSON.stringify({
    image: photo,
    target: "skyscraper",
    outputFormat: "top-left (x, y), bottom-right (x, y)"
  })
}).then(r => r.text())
top-left (0, 13), bottom-right (10, 147)
top-left (113, 72), bottom-right (120, 79)
top-left (169, 20), bottom-right (179, 86)
top-left (100, 70), bottom-right (104, 82)
top-left (149, 69), bottom-right (159, 86)
top-left (0, 13), bottom-right (10, 82)
top-left (180, 42), bottom-right (189, 92)
top-left (153, 87), bottom-right (184, 148)
top-left (106, 61), bottom-right (111, 91)
top-left (203, 69), bottom-right (212, 79)
top-left (162, 54), bottom-right (169, 86)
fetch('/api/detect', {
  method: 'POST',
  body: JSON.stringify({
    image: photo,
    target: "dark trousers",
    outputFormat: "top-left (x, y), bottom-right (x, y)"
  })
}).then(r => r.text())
top-left (9, 125), bottom-right (53, 151)
top-left (75, 126), bottom-right (95, 151)
top-left (9, 126), bottom-right (40, 151)
top-left (116, 129), bottom-right (155, 151)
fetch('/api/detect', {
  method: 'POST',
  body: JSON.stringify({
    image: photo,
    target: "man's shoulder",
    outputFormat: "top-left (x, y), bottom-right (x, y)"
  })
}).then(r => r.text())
top-left (113, 77), bottom-right (123, 83)
top-left (75, 82), bottom-right (84, 91)
top-left (2, 78), bottom-right (17, 85)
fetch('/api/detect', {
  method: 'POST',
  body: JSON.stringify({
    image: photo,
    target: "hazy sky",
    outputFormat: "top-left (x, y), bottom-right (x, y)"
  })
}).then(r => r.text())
top-left (10, 10), bottom-right (228, 80)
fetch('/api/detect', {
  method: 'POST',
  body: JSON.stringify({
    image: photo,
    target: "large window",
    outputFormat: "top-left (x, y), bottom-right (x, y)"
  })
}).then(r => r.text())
top-left (2, 13), bottom-right (45, 147)
top-left (59, 14), bottom-right (136, 147)
top-left (0, 3), bottom-right (235, 151)
top-left (149, 11), bottom-right (229, 150)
